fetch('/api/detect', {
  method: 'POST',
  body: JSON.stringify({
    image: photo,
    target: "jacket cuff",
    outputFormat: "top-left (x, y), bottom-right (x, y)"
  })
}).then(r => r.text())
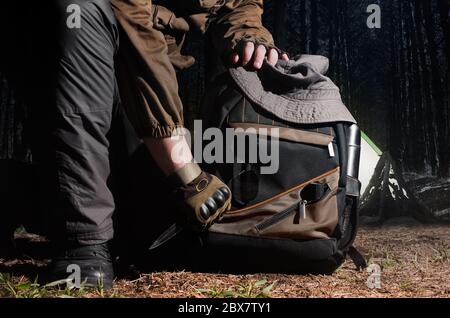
top-left (139, 124), bottom-right (186, 139)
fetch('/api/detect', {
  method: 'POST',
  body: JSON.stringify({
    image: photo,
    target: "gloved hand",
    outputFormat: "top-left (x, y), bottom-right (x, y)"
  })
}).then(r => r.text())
top-left (169, 165), bottom-right (232, 232)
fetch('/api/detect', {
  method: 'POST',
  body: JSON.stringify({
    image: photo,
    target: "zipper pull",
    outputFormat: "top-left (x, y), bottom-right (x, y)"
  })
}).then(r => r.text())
top-left (299, 200), bottom-right (307, 220)
top-left (328, 142), bottom-right (335, 157)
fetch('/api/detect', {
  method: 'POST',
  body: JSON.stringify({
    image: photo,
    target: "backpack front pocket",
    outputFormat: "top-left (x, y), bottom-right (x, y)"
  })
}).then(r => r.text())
top-left (255, 183), bottom-right (332, 232)
top-left (210, 168), bottom-right (340, 240)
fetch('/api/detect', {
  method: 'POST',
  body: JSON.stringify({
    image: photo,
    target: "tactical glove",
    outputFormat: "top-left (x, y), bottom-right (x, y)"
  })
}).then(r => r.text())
top-left (168, 163), bottom-right (231, 232)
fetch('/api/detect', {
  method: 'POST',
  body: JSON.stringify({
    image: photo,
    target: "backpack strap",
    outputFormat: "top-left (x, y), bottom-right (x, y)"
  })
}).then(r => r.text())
top-left (347, 245), bottom-right (367, 270)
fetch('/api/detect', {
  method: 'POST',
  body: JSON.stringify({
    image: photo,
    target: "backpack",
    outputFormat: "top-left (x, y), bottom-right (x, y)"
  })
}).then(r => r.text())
top-left (115, 56), bottom-right (366, 275)
top-left (195, 56), bottom-right (366, 274)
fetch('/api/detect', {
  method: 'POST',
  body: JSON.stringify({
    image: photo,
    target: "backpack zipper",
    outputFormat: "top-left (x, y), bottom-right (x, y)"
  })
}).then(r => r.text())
top-left (255, 201), bottom-right (302, 232)
top-left (225, 167), bottom-right (339, 216)
top-left (299, 200), bottom-right (307, 220)
top-left (255, 187), bottom-right (331, 232)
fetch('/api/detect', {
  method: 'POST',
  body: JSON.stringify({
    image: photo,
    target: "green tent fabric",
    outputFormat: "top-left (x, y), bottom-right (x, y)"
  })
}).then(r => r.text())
top-left (359, 132), bottom-right (382, 196)
top-left (359, 132), bottom-right (450, 223)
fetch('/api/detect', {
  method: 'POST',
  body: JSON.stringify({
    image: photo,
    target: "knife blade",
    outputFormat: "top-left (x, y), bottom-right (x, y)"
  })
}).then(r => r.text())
top-left (149, 223), bottom-right (184, 250)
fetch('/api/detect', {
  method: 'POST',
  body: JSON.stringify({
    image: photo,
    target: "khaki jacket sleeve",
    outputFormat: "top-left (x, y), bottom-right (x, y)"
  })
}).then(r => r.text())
top-left (110, 0), bottom-right (184, 138)
top-left (207, 0), bottom-right (276, 56)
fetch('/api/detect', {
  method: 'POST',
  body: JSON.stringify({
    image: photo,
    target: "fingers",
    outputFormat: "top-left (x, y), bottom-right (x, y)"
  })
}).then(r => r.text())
top-left (242, 41), bottom-right (255, 66)
top-left (252, 45), bottom-right (267, 69)
top-left (229, 41), bottom-right (290, 69)
top-left (230, 52), bottom-right (240, 64)
top-left (267, 48), bottom-right (279, 66)
top-left (198, 186), bottom-right (231, 223)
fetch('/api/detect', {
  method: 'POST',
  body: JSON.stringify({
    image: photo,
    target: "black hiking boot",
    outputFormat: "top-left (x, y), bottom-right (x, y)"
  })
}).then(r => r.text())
top-left (45, 243), bottom-right (114, 290)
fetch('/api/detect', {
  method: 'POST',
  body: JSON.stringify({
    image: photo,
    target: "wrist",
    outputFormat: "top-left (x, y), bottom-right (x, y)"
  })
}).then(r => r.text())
top-left (166, 162), bottom-right (202, 189)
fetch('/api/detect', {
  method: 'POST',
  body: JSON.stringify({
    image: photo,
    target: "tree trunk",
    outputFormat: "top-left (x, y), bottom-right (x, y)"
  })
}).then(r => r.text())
top-left (422, 0), bottom-right (449, 177)
top-left (273, 0), bottom-right (287, 50)
top-left (415, 0), bottom-right (438, 174)
top-left (310, 0), bottom-right (319, 54)
top-left (299, 0), bottom-right (308, 52)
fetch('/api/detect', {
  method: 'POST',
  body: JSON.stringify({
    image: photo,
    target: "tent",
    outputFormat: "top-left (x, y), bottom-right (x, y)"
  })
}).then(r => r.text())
top-left (359, 132), bottom-right (383, 196)
top-left (358, 132), bottom-right (450, 223)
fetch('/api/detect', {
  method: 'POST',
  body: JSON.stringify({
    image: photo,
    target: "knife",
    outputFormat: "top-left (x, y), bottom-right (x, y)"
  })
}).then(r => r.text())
top-left (148, 223), bottom-right (184, 250)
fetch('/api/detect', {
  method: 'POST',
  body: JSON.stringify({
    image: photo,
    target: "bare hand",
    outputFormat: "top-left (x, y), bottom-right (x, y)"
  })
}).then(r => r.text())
top-left (230, 41), bottom-right (289, 70)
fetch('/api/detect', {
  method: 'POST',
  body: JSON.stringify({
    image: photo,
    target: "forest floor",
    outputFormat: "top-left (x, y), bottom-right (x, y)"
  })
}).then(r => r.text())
top-left (0, 218), bottom-right (449, 298)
